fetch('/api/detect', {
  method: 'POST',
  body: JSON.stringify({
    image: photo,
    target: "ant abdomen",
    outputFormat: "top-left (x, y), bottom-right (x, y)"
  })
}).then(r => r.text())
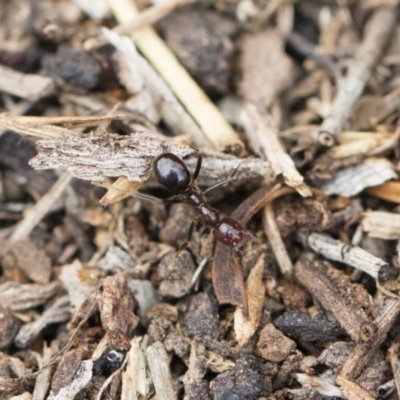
top-left (154, 153), bottom-right (191, 193)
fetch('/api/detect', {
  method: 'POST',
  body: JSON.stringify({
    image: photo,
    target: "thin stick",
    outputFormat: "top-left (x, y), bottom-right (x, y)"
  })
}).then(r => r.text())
top-left (298, 232), bottom-right (398, 282)
top-left (262, 203), bottom-right (293, 279)
top-left (146, 342), bottom-right (177, 400)
top-left (107, 0), bottom-right (244, 153)
top-left (4, 172), bottom-right (73, 251)
top-left (319, 6), bottom-right (397, 146)
top-left (113, 0), bottom-right (195, 36)
top-left (340, 299), bottom-right (400, 379)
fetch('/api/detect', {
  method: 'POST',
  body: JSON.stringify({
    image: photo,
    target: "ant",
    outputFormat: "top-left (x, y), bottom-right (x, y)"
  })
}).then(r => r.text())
top-left (153, 152), bottom-right (251, 258)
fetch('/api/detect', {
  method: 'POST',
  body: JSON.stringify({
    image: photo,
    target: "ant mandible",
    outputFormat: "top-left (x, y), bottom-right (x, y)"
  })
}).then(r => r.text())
top-left (153, 152), bottom-right (250, 258)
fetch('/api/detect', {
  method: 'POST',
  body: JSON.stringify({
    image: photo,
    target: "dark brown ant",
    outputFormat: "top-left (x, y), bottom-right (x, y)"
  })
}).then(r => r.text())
top-left (153, 152), bottom-right (251, 258)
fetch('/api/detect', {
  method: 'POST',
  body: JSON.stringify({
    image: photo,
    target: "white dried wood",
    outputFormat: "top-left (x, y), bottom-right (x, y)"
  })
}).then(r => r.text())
top-left (320, 6), bottom-right (397, 140)
top-left (146, 342), bottom-right (177, 400)
top-left (298, 232), bottom-right (388, 279)
top-left (322, 158), bottom-right (396, 197)
top-left (6, 172), bottom-right (73, 247)
top-left (241, 103), bottom-right (311, 196)
top-left (108, 0), bottom-right (243, 153)
top-left (30, 132), bottom-right (193, 183)
top-left (48, 360), bottom-right (93, 400)
top-left (362, 211), bottom-right (400, 240)
top-left (0, 64), bottom-right (54, 100)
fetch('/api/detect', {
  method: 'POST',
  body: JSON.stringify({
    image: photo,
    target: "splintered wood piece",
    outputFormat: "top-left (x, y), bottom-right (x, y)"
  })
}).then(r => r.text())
top-left (30, 131), bottom-right (194, 183)
top-left (0, 64), bottom-right (55, 100)
top-left (336, 375), bottom-right (375, 400)
top-left (121, 337), bottom-right (149, 400)
top-left (48, 359), bottom-right (93, 400)
top-left (146, 342), bottom-right (177, 400)
top-left (102, 29), bottom-right (207, 145)
top-left (331, 131), bottom-right (400, 159)
top-left (340, 299), bottom-right (400, 380)
top-left (294, 374), bottom-right (343, 398)
top-left (108, 0), bottom-right (244, 154)
top-left (322, 158), bottom-right (397, 197)
top-left (298, 232), bottom-right (398, 282)
top-left (113, 0), bottom-right (193, 36)
top-left (96, 272), bottom-right (139, 351)
top-left (183, 341), bottom-right (209, 399)
top-left (362, 211), bottom-right (400, 240)
top-left (388, 343), bottom-right (400, 398)
top-left (32, 343), bottom-right (55, 400)
top-left (241, 103), bottom-right (311, 196)
top-left (234, 255), bottom-right (266, 346)
top-left (262, 203), bottom-right (293, 279)
top-left (294, 260), bottom-right (374, 343)
top-left (0, 114), bottom-right (124, 140)
top-left (319, 6), bottom-right (397, 145)
top-left (0, 281), bottom-right (61, 311)
top-left (4, 172), bottom-right (73, 250)
top-left (14, 295), bottom-right (70, 349)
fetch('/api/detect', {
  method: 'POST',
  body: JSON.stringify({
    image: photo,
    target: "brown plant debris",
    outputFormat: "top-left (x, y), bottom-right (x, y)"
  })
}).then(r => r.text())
top-left (2, 1), bottom-right (400, 398)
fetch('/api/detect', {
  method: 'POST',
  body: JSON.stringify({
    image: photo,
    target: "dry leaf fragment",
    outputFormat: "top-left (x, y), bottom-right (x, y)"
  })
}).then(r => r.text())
top-left (234, 255), bottom-right (265, 346)
top-left (96, 272), bottom-right (139, 351)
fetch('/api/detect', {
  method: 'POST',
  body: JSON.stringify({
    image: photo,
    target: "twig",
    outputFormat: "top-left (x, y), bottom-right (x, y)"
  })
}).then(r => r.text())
top-left (319, 6), bottom-right (397, 146)
top-left (262, 203), bottom-right (293, 279)
top-left (108, 0), bottom-right (244, 153)
top-left (4, 172), bottom-right (73, 251)
top-left (146, 342), bottom-right (177, 400)
top-left (294, 259), bottom-right (374, 343)
top-left (298, 232), bottom-right (398, 282)
top-left (388, 343), bottom-right (400, 399)
top-left (0, 64), bottom-right (55, 100)
top-left (336, 375), bottom-right (376, 400)
top-left (287, 32), bottom-right (339, 79)
top-left (340, 299), bottom-right (400, 379)
top-left (113, 0), bottom-right (195, 36)
top-left (362, 210), bottom-right (400, 240)
top-left (241, 103), bottom-right (311, 196)
top-left (102, 28), bottom-right (208, 145)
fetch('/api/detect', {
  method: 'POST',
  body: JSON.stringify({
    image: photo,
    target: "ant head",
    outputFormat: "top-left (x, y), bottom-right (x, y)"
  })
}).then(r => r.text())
top-left (153, 153), bottom-right (191, 193)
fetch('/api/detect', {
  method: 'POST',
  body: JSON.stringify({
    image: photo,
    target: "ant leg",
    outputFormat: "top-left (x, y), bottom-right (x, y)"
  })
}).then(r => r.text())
top-left (203, 158), bottom-right (247, 196)
top-left (191, 151), bottom-right (203, 183)
top-left (232, 246), bottom-right (243, 260)
top-left (178, 214), bottom-right (202, 252)
top-left (244, 229), bottom-right (256, 239)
